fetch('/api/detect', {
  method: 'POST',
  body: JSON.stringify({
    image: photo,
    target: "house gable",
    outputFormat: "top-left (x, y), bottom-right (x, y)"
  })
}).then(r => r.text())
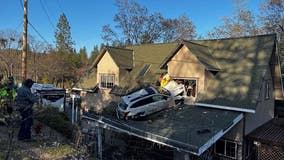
top-left (167, 45), bottom-right (206, 93)
top-left (97, 50), bottom-right (120, 87)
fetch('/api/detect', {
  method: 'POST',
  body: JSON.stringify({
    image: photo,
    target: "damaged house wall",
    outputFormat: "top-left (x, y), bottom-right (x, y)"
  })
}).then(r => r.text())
top-left (167, 45), bottom-right (206, 92)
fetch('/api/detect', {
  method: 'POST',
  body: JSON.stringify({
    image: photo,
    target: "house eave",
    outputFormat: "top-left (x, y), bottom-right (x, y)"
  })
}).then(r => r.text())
top-left (198, 113), bottom-right (243, 155)
top-left (194, 102), bottom-right (255, 113)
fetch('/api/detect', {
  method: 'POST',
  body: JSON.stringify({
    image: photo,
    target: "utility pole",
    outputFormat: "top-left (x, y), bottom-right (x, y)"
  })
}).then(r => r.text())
top-left (22, 0), bottom-right (28, 81)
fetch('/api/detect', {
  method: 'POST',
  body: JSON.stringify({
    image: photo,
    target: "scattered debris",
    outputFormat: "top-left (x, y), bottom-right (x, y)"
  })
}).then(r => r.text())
top-left (197, 129), bottom-right (211, 135)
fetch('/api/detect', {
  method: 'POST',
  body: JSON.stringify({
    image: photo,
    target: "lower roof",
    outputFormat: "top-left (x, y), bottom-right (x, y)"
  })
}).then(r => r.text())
top-left (248, 118), bottom-right (284, 146)
top-left (83, 105), bottom-right (243, 155)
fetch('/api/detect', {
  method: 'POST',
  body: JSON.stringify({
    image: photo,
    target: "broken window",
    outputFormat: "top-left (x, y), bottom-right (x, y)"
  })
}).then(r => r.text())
top-left (185, 80), bottom-right (197, 97)
top-left (173, 79), bottom-right (197, 97)
top-left (214, 139), bottom-right (237, 159)
top-left (100, 74), bottom-right (115, 88)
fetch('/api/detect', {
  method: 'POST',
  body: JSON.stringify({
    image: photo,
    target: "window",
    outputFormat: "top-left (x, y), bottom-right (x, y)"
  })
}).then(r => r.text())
top-left (100, 74), bottom-right (115, 88)
top-left (131, 96), bottom-right (154, 108)
top-left (152, 95), bottom-right (168, 102)
top-left (215, 139), bottom-right (237, 159)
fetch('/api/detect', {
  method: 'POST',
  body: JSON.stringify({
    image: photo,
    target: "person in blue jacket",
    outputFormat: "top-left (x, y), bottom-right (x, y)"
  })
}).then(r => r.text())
top-left (17, 79), bottom-right (37, 141)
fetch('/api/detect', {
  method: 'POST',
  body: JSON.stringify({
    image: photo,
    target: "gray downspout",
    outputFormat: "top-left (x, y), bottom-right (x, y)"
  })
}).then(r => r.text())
top-left (242, 113), bottom-right (246, 160)
top-left (97, 127), bottom-right (102, 160)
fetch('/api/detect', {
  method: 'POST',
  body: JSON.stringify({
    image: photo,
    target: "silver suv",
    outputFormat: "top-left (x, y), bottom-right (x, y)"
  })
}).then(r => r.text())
top-left (116, 86), bottom-right (183, 120)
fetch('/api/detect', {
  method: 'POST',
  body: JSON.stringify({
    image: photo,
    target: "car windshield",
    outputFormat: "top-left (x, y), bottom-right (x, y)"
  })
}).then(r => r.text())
top-left (154, 86), bottom-right (171, 96)
top-left (118, 99), bottom-right (128, 110)
top-left (145, 87), bottom-right (156, 95)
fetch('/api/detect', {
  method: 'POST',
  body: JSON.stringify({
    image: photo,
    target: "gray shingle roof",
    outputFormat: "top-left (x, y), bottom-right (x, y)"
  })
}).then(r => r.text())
top-left (94, 46), bottom-right (134, 69)
top-left (195, 34), bottom-right (276, 111)
top-left (83, 105), bottom-right (243, 155)
top-left (160, 41), bottom-right (220, 71)
top-left (248, 118), bottom-right (284, 146)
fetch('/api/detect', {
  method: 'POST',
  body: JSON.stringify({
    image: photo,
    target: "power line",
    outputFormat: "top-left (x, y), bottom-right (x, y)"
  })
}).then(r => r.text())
top-left (19, 0), bottom-right (23, 9)
top-left (28, 22), bottom-right (50, 44)
top-left (39, 0), bottom-right (55, 30)
top-left (14, 22), bottom-right (22, 31)
top-left (56, 0), bottom-right (64, 13)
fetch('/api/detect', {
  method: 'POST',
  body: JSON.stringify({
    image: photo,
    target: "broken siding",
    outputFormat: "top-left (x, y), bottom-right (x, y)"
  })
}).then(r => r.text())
top-left (167, 45), bottom-right (206, 92)
top-left (97, 51), bottom-right (120, 86)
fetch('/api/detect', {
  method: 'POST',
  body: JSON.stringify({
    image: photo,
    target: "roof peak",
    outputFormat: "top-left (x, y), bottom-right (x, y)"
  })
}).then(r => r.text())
top-left (196, 33), bottom-right (276, 41)
top-left (181, 40), bottom-right (209, 48)
top-left (126, 42), bottom-right (178, 47)
top-left (105, 46), bottom-right (133, 51)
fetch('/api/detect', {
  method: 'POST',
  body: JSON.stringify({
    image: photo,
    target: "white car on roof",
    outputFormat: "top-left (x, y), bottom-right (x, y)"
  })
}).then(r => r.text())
top-left (116, 84), bottom-right (184, 120)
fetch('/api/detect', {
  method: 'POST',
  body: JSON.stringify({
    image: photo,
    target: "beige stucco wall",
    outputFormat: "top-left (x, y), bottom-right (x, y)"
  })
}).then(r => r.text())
top-left (167, 45), bottom-right (206, 92)
top-left (85, 51), bottom-right (122, 111)
top-left (245, 65), bottom-right (274, 135)
top-left (97, 51), bottom-right (120, 87)
top-left (80, 90), bottom-right (120, 112)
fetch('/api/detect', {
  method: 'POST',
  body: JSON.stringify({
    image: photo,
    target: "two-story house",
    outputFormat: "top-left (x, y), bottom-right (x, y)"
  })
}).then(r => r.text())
top-left (80, 33), bottom-right (284, 160)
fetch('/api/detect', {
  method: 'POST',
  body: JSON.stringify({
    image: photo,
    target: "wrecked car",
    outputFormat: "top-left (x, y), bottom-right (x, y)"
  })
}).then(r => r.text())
top-left (116, 82), bottom-right (184, 120)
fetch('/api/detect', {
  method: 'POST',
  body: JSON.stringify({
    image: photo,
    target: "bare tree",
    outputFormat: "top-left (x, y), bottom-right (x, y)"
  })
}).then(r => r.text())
top-left (161, 14), bottom-right (196, 42)
top-left (208, 0), bottom-right (263, 39)
top-left (102, 0), bottom-right (196, 45)
top-left (259, 0), bottom-right (284, 33)
top-left (0, 30), bottom-right (22, 78)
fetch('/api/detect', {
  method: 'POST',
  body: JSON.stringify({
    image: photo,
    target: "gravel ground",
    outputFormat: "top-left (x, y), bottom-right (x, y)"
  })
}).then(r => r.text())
top-left (0, 120), bottom-right (90, 160)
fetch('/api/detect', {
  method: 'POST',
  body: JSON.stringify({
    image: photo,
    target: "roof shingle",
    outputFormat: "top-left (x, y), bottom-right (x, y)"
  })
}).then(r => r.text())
top-left (195, 34), bottom-right (276, 111)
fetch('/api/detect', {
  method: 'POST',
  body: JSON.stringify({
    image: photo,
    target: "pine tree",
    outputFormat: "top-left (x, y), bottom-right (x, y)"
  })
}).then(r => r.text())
top-left (90, 45), bottom-right (100, 63)
top-left (79, 46), bottom-right (88, 64)
top-left (55, 13), bottom-right (75, 54)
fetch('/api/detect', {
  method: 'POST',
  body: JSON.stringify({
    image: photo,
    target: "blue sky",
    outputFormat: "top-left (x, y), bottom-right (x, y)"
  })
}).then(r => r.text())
top-left (0, 0), bottom-right (262, 55)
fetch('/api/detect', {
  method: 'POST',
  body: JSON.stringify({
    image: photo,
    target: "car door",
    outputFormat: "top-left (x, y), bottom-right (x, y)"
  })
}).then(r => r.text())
top-left (129, 96), bottom-right (154, 117)
top-left (149, 94), bottom-right (169, 113)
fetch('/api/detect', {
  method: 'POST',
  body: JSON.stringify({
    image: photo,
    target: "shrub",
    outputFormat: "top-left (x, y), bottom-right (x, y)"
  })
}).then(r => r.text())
top-left (35, 107), bottom-right (74, 139)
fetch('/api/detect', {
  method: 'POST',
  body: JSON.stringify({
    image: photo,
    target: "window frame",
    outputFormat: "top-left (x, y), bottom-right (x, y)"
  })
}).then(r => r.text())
top-left (100, 74), bottom-right (115, 89)
top-left (214, 139), bottom-right (237, 159)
